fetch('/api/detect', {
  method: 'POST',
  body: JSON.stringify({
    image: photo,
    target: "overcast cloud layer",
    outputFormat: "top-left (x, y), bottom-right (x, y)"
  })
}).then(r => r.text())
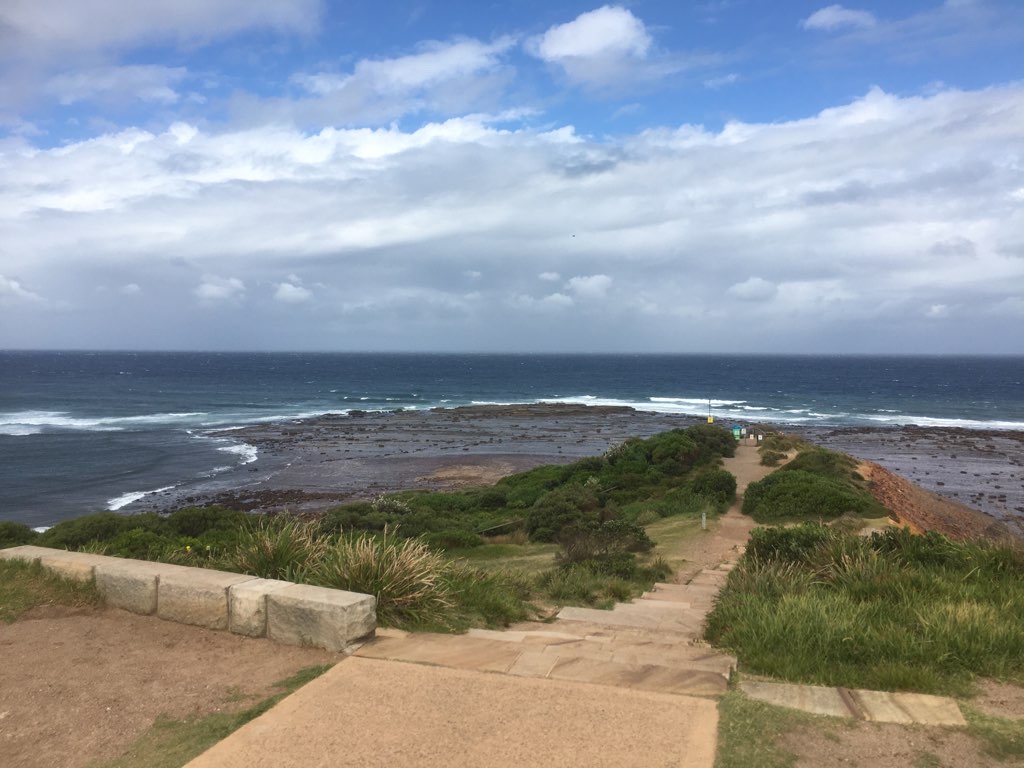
top-left (1, 1), bottom-right (1022, 352)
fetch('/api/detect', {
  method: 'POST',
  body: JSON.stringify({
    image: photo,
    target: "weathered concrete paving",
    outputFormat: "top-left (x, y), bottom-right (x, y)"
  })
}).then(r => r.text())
top-left (739, 681), bottom-right (966, 726)
top-left (185, 657), bottom-right (720, 768)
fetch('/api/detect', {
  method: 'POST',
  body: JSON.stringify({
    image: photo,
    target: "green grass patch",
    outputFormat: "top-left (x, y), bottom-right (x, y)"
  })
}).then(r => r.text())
top-left (963, 706), bottom-right (1024, 761)
top-left (0, 559), bottom-right (102, 623)
top-left (97, 665), bottom-right (330, 768)
top-left (706, 525), bottom-right (1024, 696)
top-left (715, 689), bottom-right (827, 768)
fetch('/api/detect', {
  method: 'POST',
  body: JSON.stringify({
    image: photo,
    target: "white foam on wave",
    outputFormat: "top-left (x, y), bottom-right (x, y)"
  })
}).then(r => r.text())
top-left (0, 409), bottom-right (208, 435)
top-left (218, 442), bottom-right (259, 464)
top-left (107, 485), bottom-right (176, 511)
top-left (649, 396), bottom-right (747, 407)
top-left (864, 414), bottom-right (1024, 430)
top-left (32, 526), bottom-right (51, 533)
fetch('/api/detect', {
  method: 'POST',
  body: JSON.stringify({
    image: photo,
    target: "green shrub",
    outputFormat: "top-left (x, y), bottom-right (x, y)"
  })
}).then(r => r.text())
top-left (684, 423), bottom-right (736, 460)
top-left (106, 528), bottom-right (174, 560)
top-left (759, 450), bottom-right (787, 467)
top-left (422, 529), bottom-right (483, 551)
top-left (525, 485), bottom-right (601, 542)
top-left (690, 467), bottom-right (737, 506)
top-left (556, 519), bottom-right (654, 565)
top-left (742, 470), bottom-right (876, 521)
top-left (314, 529), bottom-right (452, 627)
top-left (165, 506), bottom-right (247, 538)
top-left (780, 448), bottom-right (860, 483)
top-left (0, 521), bottom-right (38, 548)
top-left (746, 523), bottom-right (839, 565)
top-left (226, 518), bottom-right (329, 581)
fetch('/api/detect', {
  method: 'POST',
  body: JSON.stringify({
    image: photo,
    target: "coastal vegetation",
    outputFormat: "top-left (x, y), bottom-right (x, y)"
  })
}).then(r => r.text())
top-left (0, 558), bottom-right (102, 623)
top-left (706, 524), bottom-right (1024, 696)
top-left (5, 424), bottom-right (737, 630)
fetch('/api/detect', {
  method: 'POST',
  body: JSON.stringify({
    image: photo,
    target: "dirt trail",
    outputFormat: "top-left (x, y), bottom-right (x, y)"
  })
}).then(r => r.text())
top-left (668, 444), bottom-right (782, 580)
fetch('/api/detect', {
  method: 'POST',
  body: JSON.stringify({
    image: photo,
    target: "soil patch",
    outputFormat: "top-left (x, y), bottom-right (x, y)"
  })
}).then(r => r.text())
top-left (0, 606), bottom-right (338, 768)
top-left (782, 719), bottom-right (1019, 768)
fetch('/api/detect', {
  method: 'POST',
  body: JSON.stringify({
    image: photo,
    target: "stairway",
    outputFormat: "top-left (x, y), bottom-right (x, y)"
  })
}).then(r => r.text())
top-left (353, 560), bottom-right (739, 698)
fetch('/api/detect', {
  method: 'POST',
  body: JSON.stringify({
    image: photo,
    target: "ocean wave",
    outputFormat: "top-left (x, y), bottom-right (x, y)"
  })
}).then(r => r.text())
top-left (218, 442), bottom-right (259, 464)
top-left (107, 485), bottom-right (177, 511)
top-left (0, 409), bottom-right (208, 434)
top-left (863, 415), bottom-right (1024, 430)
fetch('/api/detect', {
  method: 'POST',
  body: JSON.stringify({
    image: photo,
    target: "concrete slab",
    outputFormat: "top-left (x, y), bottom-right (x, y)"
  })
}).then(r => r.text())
top-left (506, 650), bottom-right (558, 678)
top-left (267, 583), bottom-right (375, 652)
top-left (548, 656), bottom-right (728, 696)
top-left (354, 633), bottom-right (522, 673)
top-left (229, 578), bottom-right (294, 637)
top-left (185, 658), bottom-right (719, 768)
top-left (740, 681), bottom-right (854, 719)
top-left (158, 567), bottom-right (256, 630)
top-left (853, 690), bottom-right (966, 726)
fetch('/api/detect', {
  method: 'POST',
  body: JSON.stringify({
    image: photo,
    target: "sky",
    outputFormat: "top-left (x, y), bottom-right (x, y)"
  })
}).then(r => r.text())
top-left (0, 0), bottom-right (1022, 353)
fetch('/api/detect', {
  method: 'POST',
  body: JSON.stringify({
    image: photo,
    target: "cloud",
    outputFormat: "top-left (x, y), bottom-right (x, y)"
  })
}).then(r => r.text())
top-left (274, 281), bottom-right (313, 304)
top-left (195, 275), bottom-right (245, 304)
top-left (926, 303), bottom-right (951, 318)
top-left (44, 65), bottom-right (188, 106)
top-left (0, 274), bottom-right (46, 305)
top-left (727, 277), bottom-right (776, 301)
top-left (802, 5), bottom-right (878, 32)
top-left (567, 274), bottom-right (612, 299)
top-left (2, 84), bottom-right (1023, 351)
top-left (704, 73), bottom-right (739, 89)
top-left (120, 283), bottom-right (141, 295)
top-left (0, 0), bottom-right (320, 57)
top-left (528, 6), bottom-right (669, 88)
top-left (533, 6), bottom-right (651, 61)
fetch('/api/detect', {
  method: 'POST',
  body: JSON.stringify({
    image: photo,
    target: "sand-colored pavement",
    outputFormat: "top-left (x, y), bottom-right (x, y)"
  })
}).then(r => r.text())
top-left (185, 656), bottom-right (719, 768)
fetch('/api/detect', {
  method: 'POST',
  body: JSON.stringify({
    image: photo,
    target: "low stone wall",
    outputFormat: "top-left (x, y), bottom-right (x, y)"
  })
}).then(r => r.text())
top-left (0, 545), bottom-right (376, 652)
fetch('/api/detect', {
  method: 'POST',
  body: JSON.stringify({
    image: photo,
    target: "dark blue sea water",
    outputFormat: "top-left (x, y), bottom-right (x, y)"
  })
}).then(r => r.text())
top-left (2, 352), bottom-right (1023, 527)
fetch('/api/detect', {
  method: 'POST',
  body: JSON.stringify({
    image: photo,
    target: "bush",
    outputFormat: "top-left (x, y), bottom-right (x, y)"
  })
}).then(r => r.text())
top-left (422, 529), bottom-right (483, 551)
top-left (525, 485), bottom-right (601, 542)
top-left (780, 448), bottom-right (860, 483)
top-left (165, 506), bottom-right (247, 537)
top-left (556, 519), bottom-right (654, 567)
top-left (742, 470), bottom-right (876, 521)
top-left (106, 528), bottom-right (173, 560)
top-left (759, 450), bottom-right (787, 467)
top-left (690, 468), bottom-right (737, 506)
top-left (226, 518), bottom-right (329, 581)
top-left (314, 529), bottom-right (452, 627)
top-left (745, 523), bottom-right (839, 565)
top-left (685, 423), bottom-right (736, 460)
top-left (38, 511), bottom-right (166, 550)
top-left (0, 521), bottom-right (38, 548)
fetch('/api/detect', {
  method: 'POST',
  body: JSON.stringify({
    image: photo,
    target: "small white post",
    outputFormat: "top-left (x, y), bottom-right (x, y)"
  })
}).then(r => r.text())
top-left (701, 510), bottom-right (707, 531)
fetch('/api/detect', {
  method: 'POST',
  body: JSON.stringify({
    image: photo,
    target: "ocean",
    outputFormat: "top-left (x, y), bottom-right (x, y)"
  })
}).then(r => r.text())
top-left (2, 351), bottom-right (1023, 527)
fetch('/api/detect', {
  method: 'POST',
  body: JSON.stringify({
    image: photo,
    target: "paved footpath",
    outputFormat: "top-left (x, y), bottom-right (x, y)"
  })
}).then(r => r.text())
top-left (186, 445), bottom-right (964, 767)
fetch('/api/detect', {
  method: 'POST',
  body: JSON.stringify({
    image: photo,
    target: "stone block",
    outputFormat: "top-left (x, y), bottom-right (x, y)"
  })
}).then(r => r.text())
top-left (228, 578), bottom-right (294, 637)
top-left (157, 567), bottom-right (256, 630)
top-left (38, 550), bottom-right (111, 583)
top-left (267, 583), bottom-right (376, 652)
top-left (94, 559), bottom-right (184, 615)
top-left (0, 545), bottom-right (55, 564)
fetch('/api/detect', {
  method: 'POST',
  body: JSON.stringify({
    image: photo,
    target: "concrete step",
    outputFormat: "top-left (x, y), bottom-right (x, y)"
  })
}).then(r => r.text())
top-left (354, 630), bottom-right (731, 697)
top-left (558, 606), bottom-right (705, 633)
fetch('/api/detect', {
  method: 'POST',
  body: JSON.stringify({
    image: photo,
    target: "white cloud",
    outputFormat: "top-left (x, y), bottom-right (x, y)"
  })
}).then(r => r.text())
top-left (44, 65), bottom-right (187, 106)
top-left (704, 73), bottom-right (739, 89)
top-left (274, 281), bottom-right (313, 304)
top-left (533, 6), bottom-right (651, 61)
top-left (567, 274), bottom-right (613, 299)
top-left (195, 275), bottom-right (245, 304)
top-left (0, 0), bottom-right (320, 56)
top-left (528, 6), bottom-right (676, 88)
top-left (926, 303), bottom-right (951, 318)
top-left (297, 37), bottom-right (515, 96)
top-left (0, 274), bottom-right (45, 305)
top-left (120, 283), bottom-right (141, 295)
top-left (727, 277), bottom-right (776, 301)
top-left (803, 5), bottom-right (878, 32)
top-left (2, 84), bottom-right (1023, 351)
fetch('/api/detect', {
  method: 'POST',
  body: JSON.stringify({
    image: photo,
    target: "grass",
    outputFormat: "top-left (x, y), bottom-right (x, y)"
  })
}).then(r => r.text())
top-left (715, 689), bottom-right (828, 768)
top-left (0, 558), bottom-right (102, 622)
top-left (706, 526), bottom-right (1024, 696)
top-left (963, 706), bottom-right (1024, 761)
top-left (96, 665), bottom-right (331, 768)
